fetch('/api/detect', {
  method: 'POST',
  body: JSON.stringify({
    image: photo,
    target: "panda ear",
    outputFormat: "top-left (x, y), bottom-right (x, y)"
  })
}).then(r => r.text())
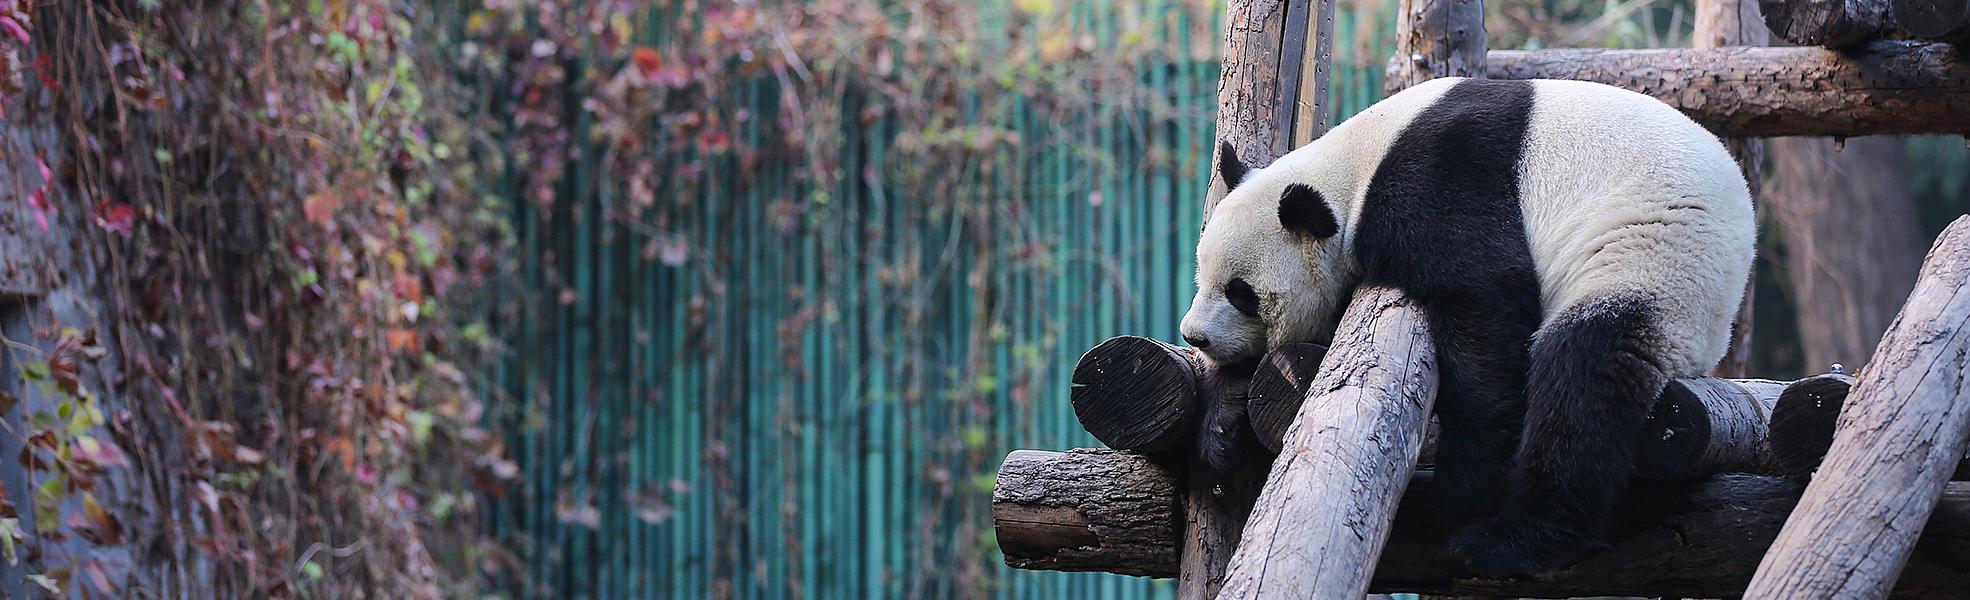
top-left (1217, 141), bottom-right (1249, 191)
top-left (1279, 184), bottom-right (1338, 239)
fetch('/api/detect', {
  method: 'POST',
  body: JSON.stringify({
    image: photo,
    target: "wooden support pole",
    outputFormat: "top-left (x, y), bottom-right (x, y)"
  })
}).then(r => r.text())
top-left (1760, 0), bottom-right (1897, 46)
top-left (1634, 378), bottom-right (1786, 480)
top-left (1386, 0), bottom-right (1488, 95)
top-left (1217, 287), bottom-right (1438, 599)
top-left (1892, 0), bottom-right (1970, 41)
top-left (1767, 372), bottom-right (1860, 477)
top-left (1747, 216), bottom-right (1970, 597)
top-left (1189, 0), bottom-right (1337, 596)
top-left (1697, 0), bottom-right (1766, 378)
top-left (994, 452), bottom-right (1970, 598)
top-left (1485, 42), bottom-right (1970, 138)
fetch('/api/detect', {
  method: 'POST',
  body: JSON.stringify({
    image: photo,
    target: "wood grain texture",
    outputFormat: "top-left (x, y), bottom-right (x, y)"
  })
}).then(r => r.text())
top-left (1769, 372), bottom-right (1860, 477)
top-left (1892, 0), bottom-right (1970, 41)
top-left (1216, 286), bottom-right (1439, 599)
top-left (1071, 336), bottom-right (1206, 453)
top-left (993, 449), bottom-right (1182, 576)
top-left (993, 453), bottom-right (1970, 598)
top-left (1761, 0), bottom-right (1896, 46)
top-left (1385, 0), bottom-right (1487, 95)
top-left (1747, 216), bottom-right (1970, 598)
top-left (1486, 42), bottom-right (1970, 137)
top-left (1635, 378), bottom-right (1787, 480)
top-left (1244, 342), bottom-right (1329, 454)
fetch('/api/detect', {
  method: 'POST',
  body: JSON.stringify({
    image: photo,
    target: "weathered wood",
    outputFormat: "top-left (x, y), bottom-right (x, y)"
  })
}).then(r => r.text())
top-left (1768, 372), bottom-right (1858, 477)
top-left (993, 449), bottom-right (1181, 576)
top-left (1070, 336), bottom-right (1207, 453)
top-left (1699, 0), bottom-right (1765, 378)
top-left (1255, 370), bottom-right (1801, 479)
top-left (1218, 286), bottom-right (1438, 599)
top-left (1244, 342), bottom-right (1329, 454)
top-left (1747, 216), bottom-right (1970, 598)
top-left (1635, 378), bottom-right (1786, 480)
top-left (1892, 0), bottom-right (1970, 41)
top-left (1385, 0), bottom-right (1488, 95)
top-left (994, 453), bottom-right (1970, 598)
top-left (1761, 0), bottom-right (1897, 46)
top-left (1486, 42), bottom-right (1970, 137)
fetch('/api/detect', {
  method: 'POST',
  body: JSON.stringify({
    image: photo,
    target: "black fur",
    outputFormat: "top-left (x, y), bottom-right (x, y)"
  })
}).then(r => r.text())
top-left (1449, 292), bottom-right (1669, 575)
top-left (1218, 140), bottom-right (1249, 190)
top-left (1196, 363), bottom-right (1258, 479)
top-left (1279, 184), bottom-right (1338, 239)
top-left (1354, 79), bottom-right (1542, 533)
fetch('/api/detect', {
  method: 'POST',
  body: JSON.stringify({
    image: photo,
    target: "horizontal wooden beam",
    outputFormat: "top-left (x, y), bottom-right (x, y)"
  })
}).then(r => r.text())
top-left (1486, 41), bottom-right (1970, 137)
top-left (994, 449), bottom-right (1970, 598)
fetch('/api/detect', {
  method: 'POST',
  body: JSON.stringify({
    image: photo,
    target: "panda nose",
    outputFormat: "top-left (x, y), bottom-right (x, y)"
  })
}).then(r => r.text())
top-left (1183, 333), bottom-right (1211, 349)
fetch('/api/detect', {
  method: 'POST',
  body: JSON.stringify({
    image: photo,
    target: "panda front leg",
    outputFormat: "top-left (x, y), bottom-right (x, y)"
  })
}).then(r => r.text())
top-left (1449, 291), bottom-right (1671, 576)
top-left (1424, 299), bottom-right (1535, 526)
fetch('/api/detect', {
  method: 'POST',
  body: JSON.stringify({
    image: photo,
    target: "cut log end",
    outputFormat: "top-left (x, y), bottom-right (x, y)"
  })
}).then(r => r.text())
top-left (1245, 342), bottom-right (1330, 454)
top-left (1892, 0), bottom-right (1970, 39)
top-left (1770, 372), bottom-right (1858, 477)
top-left (1070, 336), bottom-right (1204, 453)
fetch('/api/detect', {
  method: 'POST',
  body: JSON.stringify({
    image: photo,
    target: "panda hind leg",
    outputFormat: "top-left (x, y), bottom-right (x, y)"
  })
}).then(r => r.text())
top-left (1449, 291), bottom-right (1671, 577)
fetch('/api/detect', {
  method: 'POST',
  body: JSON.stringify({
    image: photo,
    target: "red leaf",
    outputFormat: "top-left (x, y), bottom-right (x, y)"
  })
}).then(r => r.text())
top-left (93, 200), bottom-right (135, 236)
top-left (631, 46), bottom-right (663, 78)
top-left (304, 192), bottom-right (341, 226)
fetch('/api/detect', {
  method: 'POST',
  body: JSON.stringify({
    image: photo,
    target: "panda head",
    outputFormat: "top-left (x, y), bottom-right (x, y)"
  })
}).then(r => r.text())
top-left (1180, 141), bottom-right (1347, 367)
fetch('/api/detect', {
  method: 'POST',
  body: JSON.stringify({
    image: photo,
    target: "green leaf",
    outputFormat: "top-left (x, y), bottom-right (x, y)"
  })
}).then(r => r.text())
top-left (0, 518), bottom-right (22, 565)
top-left (33, 477), bottom-right (62, 534)
top-left (301, 560), bottom-right (325, 580)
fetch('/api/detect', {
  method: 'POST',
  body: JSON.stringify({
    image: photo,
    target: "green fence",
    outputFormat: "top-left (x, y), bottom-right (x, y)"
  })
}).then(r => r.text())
top-left (494, 2), bottom-right (1394, 597)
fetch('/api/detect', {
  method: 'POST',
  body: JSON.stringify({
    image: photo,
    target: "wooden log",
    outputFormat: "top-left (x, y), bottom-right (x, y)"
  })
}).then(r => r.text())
top-left (1386, 0), bottom-right (1488, 95)
top-left (1218, 286), bottom-right (1439, 599)
top-left (1256, 370), bottom-right (1801, 479)
top-left (1070, 336), bottom-right (1207, 453)
top-left (1768, 372), bottom-right (1859, 477)
top-left (1892, 0), bottom-right (1970, 41)
top-left (1761, 0), bottom-right (1896, 46)
top-left (992, 449), bottom-right (1180, 576)
top-left (1244, 342), bottom-right (1329, 454)
top-left (1486, 42), bottom-right (1970, 138)
top-left (994, 453), bottom-right (1970, 598)
top-left (1747, 216), bottom-right (1970, 598)
top-left (1634, 378), bottom-right (1786, 480)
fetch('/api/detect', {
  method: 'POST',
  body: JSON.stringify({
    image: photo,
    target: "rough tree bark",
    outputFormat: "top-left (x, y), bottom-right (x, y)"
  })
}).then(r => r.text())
top-left (1217, 287), bottom-right (1438, 599)
top-left (994, 454), bottom-right (1970, 598)
top-left (992, 449), bottom-right (1180, 576)
top-left (1747, 216), bottom-right (1970, 597)
top-left (1190, 1), bottom-right (1337, 595)
top-left (1486, 42), bottom-right (1970, 138)
top-left (1385, 0), bottom-right (1487, 95)
top-left (1767, 137), bottom-right (1928, 373)
top-left (1761, 0), bottom-right (1894, 46)
top-left (1697, 0), bottom-right (1767, 378)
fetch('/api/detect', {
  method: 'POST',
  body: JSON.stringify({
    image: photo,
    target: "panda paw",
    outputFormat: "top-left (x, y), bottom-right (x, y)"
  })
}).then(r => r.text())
top-left (1447, 518), bottom-right (1602, 578)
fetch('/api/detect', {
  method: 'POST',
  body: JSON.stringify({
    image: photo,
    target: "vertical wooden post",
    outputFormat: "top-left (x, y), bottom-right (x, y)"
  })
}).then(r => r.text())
top-left (1386, 0), bottom-right (1488, 95)
top-left (1186, 1), bottom-right (1336, 598)
top-left (1696, 0), bottom-right (1768, 377)
top-left (1745, 217), bottom-right (1970, 597)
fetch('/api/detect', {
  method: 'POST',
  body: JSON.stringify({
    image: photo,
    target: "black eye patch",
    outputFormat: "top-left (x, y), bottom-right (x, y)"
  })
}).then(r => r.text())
top-left (1225, 278), bottom-right (1260, 318)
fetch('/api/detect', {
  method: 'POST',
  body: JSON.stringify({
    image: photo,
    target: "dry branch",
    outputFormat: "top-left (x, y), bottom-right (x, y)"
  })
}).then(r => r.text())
top-left (1486, 42), bottom-right (1970, 137)
top-left (1747, 216), bottom-right (1970, 597)
top-left (993, 450), bottom-right (1970, 598)
top-left (1760, 0), bottom-right (1896, 46)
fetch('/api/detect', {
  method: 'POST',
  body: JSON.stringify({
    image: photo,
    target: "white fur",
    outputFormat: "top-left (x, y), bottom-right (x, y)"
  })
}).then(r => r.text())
top-left (1182, 78), bottom-right (1753, 376)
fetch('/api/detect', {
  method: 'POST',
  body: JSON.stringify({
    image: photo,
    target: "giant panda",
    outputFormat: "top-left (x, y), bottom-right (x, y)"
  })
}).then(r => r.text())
top-left (1179, 77), bottom-right (1755, 575)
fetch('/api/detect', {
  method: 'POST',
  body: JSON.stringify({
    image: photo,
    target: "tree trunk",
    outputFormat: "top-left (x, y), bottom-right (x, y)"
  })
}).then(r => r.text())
top-left (1747, 216), bottom-right (1970, 597)
top-left (1485, 42), bottom-right (1970, 138)
top-left (1697, 0), bottom-right (1767, 378)
top-left (994, 453), bottom-right (1970, 598)
top-left (1386, 0), bottom-right (1488, 95)
top-left (1767, 137), bottom-right (1928, 373)
top-left (992, 449), bottom-right (1181, 576)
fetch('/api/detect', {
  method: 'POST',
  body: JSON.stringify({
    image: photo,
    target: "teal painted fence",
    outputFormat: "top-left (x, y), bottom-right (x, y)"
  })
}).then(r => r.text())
top-left (493, 2), bottom-right (1396, 597)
